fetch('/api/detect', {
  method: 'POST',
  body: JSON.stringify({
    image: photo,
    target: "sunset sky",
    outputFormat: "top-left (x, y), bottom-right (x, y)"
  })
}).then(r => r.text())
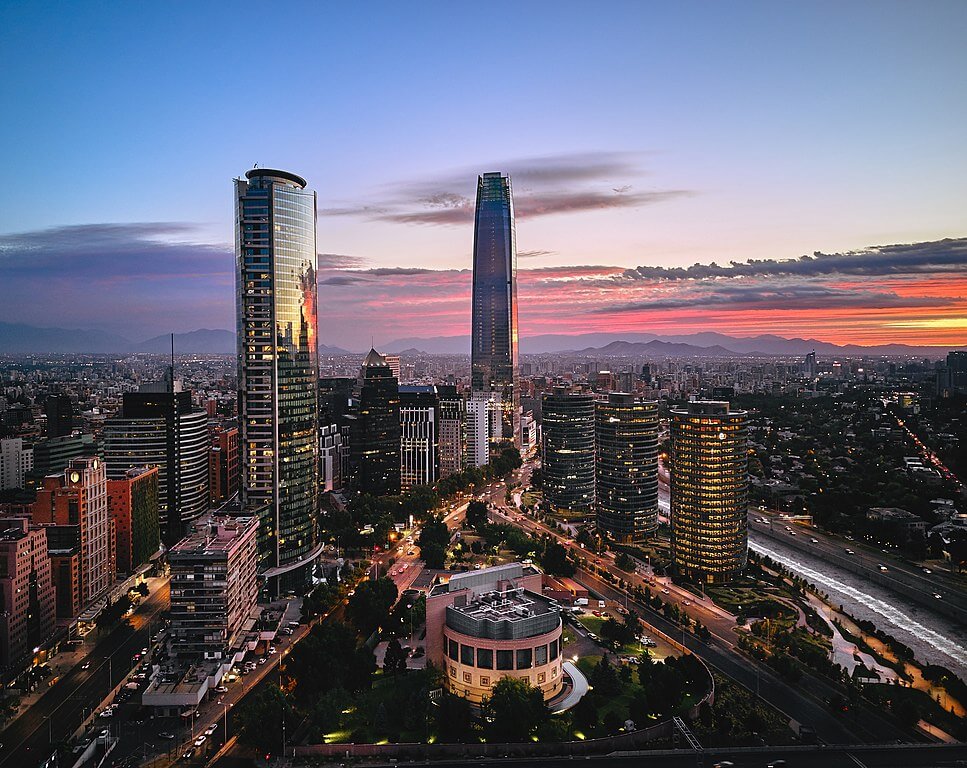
top-left (1, 2), bottom-right (965, 350)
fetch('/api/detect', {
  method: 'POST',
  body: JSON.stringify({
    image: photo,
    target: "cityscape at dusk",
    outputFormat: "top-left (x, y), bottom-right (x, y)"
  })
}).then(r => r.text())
top-left (0, 3), bottom-right (965, 768)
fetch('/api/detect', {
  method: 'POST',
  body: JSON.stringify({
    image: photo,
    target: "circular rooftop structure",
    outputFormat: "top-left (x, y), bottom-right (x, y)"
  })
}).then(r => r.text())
top-left (244, 168), bottom-right (307, 188)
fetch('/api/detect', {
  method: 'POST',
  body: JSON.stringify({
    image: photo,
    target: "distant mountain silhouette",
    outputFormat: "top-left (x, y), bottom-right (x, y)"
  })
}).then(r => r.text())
top-left (137, 329), bottom-right (236, 354)
top-left (572, 339), bottom-right (738, 356)
top-left (0, 322), bottom-right (133, 353)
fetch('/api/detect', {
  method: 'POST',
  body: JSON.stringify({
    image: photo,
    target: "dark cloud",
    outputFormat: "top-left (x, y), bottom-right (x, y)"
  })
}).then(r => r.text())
top-left (319, 274), bottom-right (370, 286)
top-left (318, 252), bottom-right (367, 269)
top-left (622, 238), bottom-right (967, 281)
top-left (518, 249), bottom-right (556, 259)
top-left (591, 283), bottom-right (957, 314)
top-left (319, 150), bottom-right (691, 226)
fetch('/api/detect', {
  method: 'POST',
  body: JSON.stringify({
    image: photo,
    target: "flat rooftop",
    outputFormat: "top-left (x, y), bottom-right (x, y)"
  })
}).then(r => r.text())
top-left (170, 515), bottom-right (257, 555)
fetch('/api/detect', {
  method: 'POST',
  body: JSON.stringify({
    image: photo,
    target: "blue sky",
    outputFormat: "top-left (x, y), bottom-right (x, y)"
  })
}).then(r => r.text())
top-left (1, 1), bottom-right (965, 347)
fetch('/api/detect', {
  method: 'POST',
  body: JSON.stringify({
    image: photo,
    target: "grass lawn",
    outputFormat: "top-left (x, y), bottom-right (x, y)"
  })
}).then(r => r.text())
top-left (521, 491), bottom-right (542, 508)
top-left (706, 584), bottom-right (796, 621)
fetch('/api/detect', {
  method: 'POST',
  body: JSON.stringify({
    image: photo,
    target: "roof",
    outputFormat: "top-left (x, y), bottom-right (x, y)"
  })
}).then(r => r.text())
top-left (362, 348), bottom-right (387, 368)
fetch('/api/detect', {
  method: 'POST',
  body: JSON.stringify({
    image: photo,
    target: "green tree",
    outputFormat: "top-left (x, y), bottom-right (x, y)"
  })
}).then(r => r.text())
top-left (346, 577), bottom-right (398, 635)
top-left (435, 691), bottom-right (475, 742)
top-left (482, 676), bottom-right (548, 742)
top-left (420, 542), bottom-right (447, 569)
top-left (235, 684), bottom-right (292, 754)
top-left (383, 638), bottom-right (408, 675)
top-left (540, 541), bottom-right (575, 576)
top-left (466, 500), bottom-right (489, 531)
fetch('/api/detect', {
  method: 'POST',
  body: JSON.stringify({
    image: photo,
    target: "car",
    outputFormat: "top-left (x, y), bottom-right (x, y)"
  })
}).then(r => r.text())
top-left (810, 538), bottom-right (819, 543)
top-left (661, 588), bottom-right (670, 595)
top-left (99, 708), bottom-right (114, 719)
top-left (159, 732), bottom-right (175, 740)
top-left (922, 567), bottom-right (933, 574)
top-left (878, 564), bottom-right (888, 571)
top-left (193, 735), bottom-right (206, 747)
top-left (934, 593), bottom-right (943, 599)
top-left (347, 589), bottom-right (355, 596)
top-left (81, 661), bottom-right (91, 670)
top-left (268, 646), bottom-right (277, 654)
top-left (182, 749), bottom-right (194, 759)
top-left (287, 621), bottom-right (300, 628)
top-left (789, 531), bottom-right (796, 536)
top-left (682, 600), bottom-right (691, 606)
top-left (214, 685), bottom-right (228, 693)
top-left (204, 724), bottom-right (217, 736)
top-left (587, 632), bottom-right (598, 641)
top-left (845, 548), bottom-right (855, 555)
top-left (281, 627), bottom-right (293, 636)
top-left (257, 657), bottom-right (267, 665)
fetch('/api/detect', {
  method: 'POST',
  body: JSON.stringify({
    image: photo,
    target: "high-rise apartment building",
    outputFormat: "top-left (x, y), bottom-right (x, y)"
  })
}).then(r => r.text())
top-left (168, 515), bottom-right (259, 659)
top-left (471, 172), bottom-right (520, 450)
top-left (399, 386), bottom-right (439, 490)
top-left (350, 349), bottom-right (401, 495)
top-left (0, 518), bottom-right (56, 672)
top-left (803, 351), bottom-right (818, 379)
top-left (236, 168), bottom-right (321, 594)
top-left (107, 466), bottom-right (160, 575)
top-left (669, 401), bottom-right (748, 585)
top-left (541, 388), bottom-right (595, 515)
top-left (595, 394), bottom-right (659, 543)
top-left (103, 381), bottom-right (209, 546)
top-left (208, 424), bottom-right (239, 505)
top-left (437, 386), bottom-right (465, 477)
top-left (0, 438), bottom-right (33, 490)
top-left (44, 394), bottom-right (75, 439)
top-left (33, 457), bottom-right (113, 606)
top-left (319, 423), bottom-right (347, 493)
top-left (465, 393), bottom-right (495, 469)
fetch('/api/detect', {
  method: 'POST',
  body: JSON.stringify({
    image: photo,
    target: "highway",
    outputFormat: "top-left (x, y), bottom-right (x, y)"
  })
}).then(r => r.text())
top-left (0, 580), bottom-right (170, 768)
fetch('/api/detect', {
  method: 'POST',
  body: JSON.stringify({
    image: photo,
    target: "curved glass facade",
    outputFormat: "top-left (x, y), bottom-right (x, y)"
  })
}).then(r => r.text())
top-left (670, 401), bottom-right (748, 584)
top-left (541, 388), bottom-right (595, 515)
top-left (595, 393), bottom-right (659, 542)
top-left (236, 170), bottom-right (319, 591)
top-left (471, 172), bottom-right (520, 448)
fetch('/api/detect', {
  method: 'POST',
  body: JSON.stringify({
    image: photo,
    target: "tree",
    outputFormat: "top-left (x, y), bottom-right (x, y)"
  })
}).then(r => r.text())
top-left (436, 691), bottom-right (475, 742)
top-left (383, 638), bottom-right (408, 675)
top-left (286, 621), bottom-right (376, 701)
top-left (590, 655), bottom-right (621, 695)
top-left (482, 676), bottom-right (547, 742)
top-left (571, 692), bottom-right (598, 732)
top-left (420, 542), bottom-right (446, 569)
top-left (540, 541), bottom-right (575, 576)
top-left (346, 577), bottom-right (398, 635)
top-left (309, 687), bottom-right (349, 739)
top-left (614, 551), bottom-right (634, 571)
top-left (466, 500), bottom-right (488, 531)
top-left (235, 684), bottom-right (291, 754)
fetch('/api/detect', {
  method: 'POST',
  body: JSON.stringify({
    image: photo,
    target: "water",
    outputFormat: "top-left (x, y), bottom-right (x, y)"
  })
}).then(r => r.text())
top-left (750, 534), bottom-right (967, 679)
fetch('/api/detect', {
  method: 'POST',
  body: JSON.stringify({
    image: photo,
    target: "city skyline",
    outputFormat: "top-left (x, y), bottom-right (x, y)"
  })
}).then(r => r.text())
top-left (1, 3), bottom-right (966, 350)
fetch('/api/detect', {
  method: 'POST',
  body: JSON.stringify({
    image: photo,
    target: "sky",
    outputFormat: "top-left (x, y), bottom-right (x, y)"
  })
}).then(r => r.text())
top-left (0, 1), bottom-right (965, 350)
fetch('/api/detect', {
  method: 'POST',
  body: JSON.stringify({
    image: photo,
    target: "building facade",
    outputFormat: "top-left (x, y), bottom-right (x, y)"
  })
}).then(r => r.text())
top-left (103, 382), bottom-right (209, 546)
top-left (427, 564), bottom-right (562, 704)
top-left (0, 518), bottom-right (56, 674)
top-left (319, 423), bottom-right (347, 493)
top-left (235, 168), bottom-right (321, 594)
top-left (350, 349), bottom-right (401, 495)
top-left (595, 394), bottom-right (659, 543)
top-left (0, 438), bottom-right (33, 491)
top-left (399, 386), bottom-right (439, 490)
top-left (107, 466), bottom-right (160, 575)
top-left (437, 386), bottom-right (465, 477)
top-left (669, 400), bottom-right (748, 585)
top-left (168, 515), bottom-right (259, 660)
top-left (470, 172), bottom-right (520, 450)
top-left (541, 388), bottom-right (595, 516)
top-left (208, 424), bottom-right (239, 505)
top-left (33, 457), bottom-right (113, 606)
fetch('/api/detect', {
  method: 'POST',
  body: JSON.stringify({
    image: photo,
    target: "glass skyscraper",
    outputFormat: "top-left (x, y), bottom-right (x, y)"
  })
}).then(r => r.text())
top-left (235, 168), bottom-right (321, 595)
top-left (670, 400), bottom-right (748, 585)
top-left (541, 387), bottom-right (595, 516)
top-left (471, 172), bottom-right (520, 449)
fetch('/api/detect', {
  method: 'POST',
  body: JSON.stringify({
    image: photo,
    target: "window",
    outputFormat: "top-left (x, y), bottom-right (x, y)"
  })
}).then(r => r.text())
top-left (447, 638), bottom-right (458, 661)
top-left (537, 672), bottom-right (546, 684)
top-left (516, 648), bottom-right (532, 669)
top-left (477, 647), bottom-right (493, 669)
top-left (549, 639), bottom-right (559, 659)
top-left (460, 644), bottom-right (475, 666)
top-left (535, 644), bottom-right (548, 665)
top-left (496, 650), bottom-right (513, 670)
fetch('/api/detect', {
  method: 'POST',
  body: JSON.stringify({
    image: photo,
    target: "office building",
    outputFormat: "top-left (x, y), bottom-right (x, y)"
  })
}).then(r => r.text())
top-left (541, 388), bottom-right (595, 515)
top-left (437, 386), bottom-right (465, 477)
top-left (595, 394), bottom-right (659, 543)
top-left (669, 401), bottom-right (748, 585)
top-left (168, 515), bottom-right (259, 659)
top-left (33, 457), bottom-right (113, 606)
top-left (399, 385), bottom-right (439, 490)
top-left (44, 394), bottom-right (75, 439)
top-left (107, 466), bottom-right (160, 575)
top-left (350, 349), bottom-right (401, 495)
top-left (236, 168), bottom-right (321, 594)
top-left (0, 518), bottom-right (56, 673)
top-left (384, 354), bottom-right (402, 382)
top-left (0, 438), bottom-right (33, 491)
top-left (319, 423), bottom-right (347, 493)
top-left (208, 424), bottom-right (239, 505)
top-left (465, 393), bottom-right (495, 469)
top-left (426, 563), bottom-right (563, 704)
top-left (803, 351), bottom-right (817, 379)
top-left (30, 434), bottom-right (96, 481)
top-left (470, 172), bottom-right (520, 449)
top-left (319, 377), bottom-right (355, 426)
top-left (520, 411), bottom-right (537, 457)
top-left (103, 380), bottom-right (209, 546)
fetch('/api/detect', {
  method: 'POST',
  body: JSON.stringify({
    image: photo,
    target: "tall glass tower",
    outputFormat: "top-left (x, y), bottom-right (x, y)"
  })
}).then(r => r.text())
top-left (235, 168), bottom-right (321, 595)
top-left (471, 172), bottom-right (520, 449)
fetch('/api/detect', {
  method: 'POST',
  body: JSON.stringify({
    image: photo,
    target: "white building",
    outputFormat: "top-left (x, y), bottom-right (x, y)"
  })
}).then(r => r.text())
top-left (0, 438), bottom-right (33, 490)
top-left (465, 393), bottom-right (496, 468)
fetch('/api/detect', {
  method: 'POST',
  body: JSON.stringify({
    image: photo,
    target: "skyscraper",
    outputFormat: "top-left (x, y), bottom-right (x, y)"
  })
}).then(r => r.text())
top-left (436, 385), bottom-right (465, 477)
top-left (103, 379), bottom-right (208, 546)
top-left (236, 168), bottom-right (321, 594)
top-left (595, 393), bottom-right (659, 543)
top-left (399, 385), bottom-right (439, 490)
top-left (107, 465), bottom-right (160, 575)
top-left (349, 349), bottom-right (401, 495)
top-left (471, 172), bottom-right (520, 450)
top-left (541, 388), bottom-right (595, 516)
top-left (669, 401), bottom-right (748, 585)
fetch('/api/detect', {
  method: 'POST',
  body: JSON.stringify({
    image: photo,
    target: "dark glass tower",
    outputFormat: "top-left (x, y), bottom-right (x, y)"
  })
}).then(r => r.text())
top-left (471, 172), bottom-right (520, 449)
top-left (541, 387), bottom-right (595, 515)
top-left (670, 400), bottom-right (748, 585)
top-left (235, 168), bottom-right (320, 595)
top-left (595, 393), bottom-right (659, 543)
top-left (350, 349), bottom-right (401, 496)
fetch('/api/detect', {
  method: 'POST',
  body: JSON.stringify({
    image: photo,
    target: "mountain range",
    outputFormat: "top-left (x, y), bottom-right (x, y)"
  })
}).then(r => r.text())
top-left (0, 322), bottom-right (958, 358)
